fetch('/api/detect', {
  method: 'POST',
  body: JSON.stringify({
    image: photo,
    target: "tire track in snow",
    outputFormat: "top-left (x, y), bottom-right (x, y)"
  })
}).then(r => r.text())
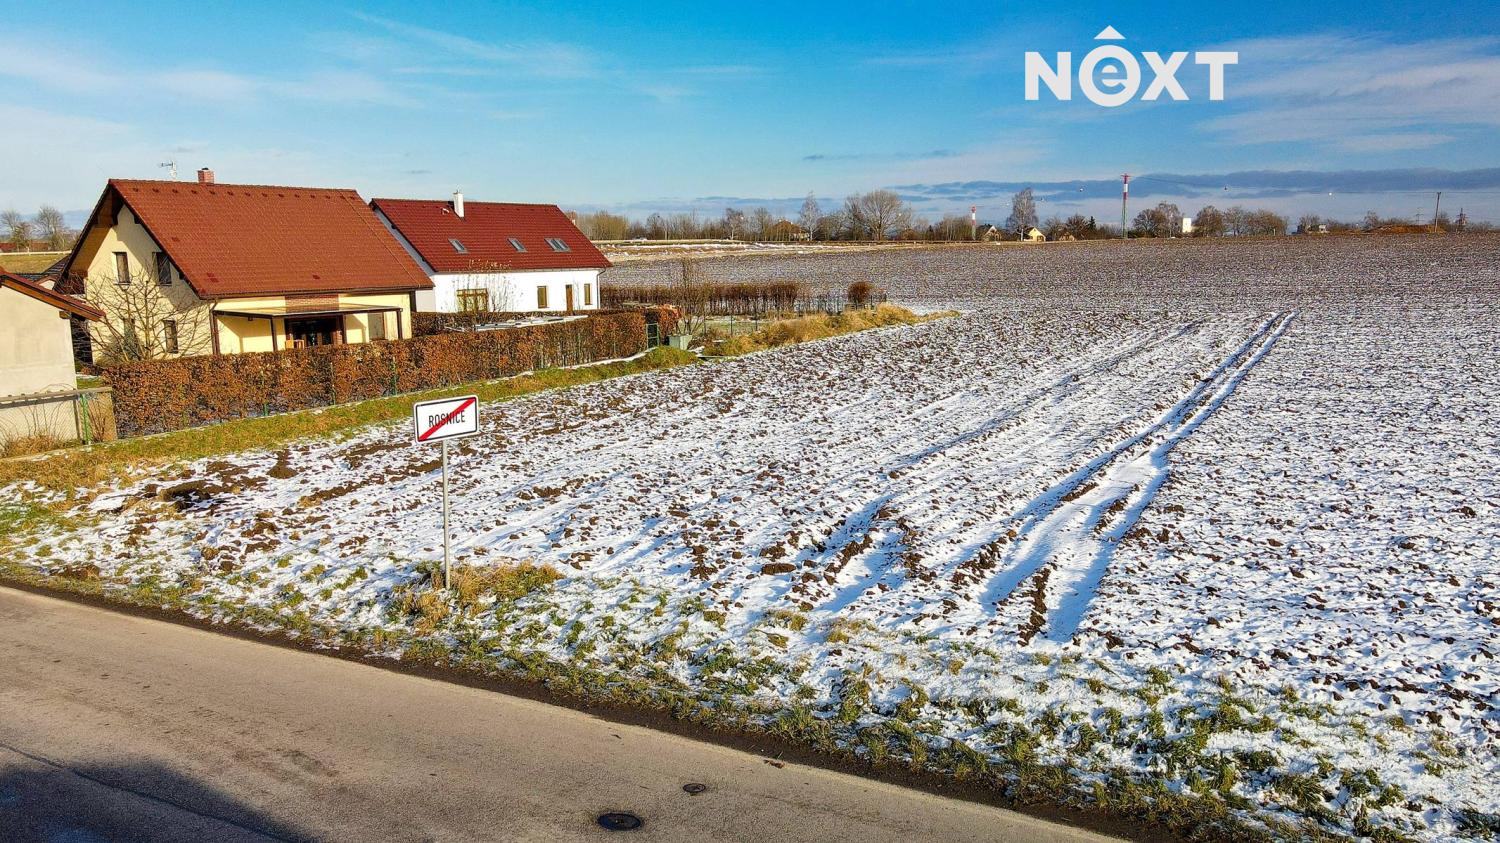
top-left (783, 322), bottom-right (1208, 610)
top-left (972, 311), bottom-right (1296, 643)
top-left (831, 312), bottom-right (1292, 635)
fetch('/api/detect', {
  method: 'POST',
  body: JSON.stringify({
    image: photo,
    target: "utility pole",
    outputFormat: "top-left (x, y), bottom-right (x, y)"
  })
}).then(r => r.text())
top-left (1121, 174), bottom-right (1130, 239)
top-left (1433, 191), bottom-right (1442, 231)
top-left (970, 205), bottom-right (977, 241)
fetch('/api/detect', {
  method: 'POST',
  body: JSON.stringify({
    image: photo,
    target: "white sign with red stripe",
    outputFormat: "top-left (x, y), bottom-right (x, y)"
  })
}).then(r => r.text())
top-left (413, 395), bottom-right (479, 443)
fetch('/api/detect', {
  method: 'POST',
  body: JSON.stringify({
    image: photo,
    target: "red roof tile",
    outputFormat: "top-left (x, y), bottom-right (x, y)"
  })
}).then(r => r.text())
top-left (370, 198), bottom-right (611, 273)
top-left (71, 180), bottom-right (431, 299)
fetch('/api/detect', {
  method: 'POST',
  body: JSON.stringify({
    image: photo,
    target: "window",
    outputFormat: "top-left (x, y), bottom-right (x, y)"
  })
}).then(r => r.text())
top-left (154, 251), bottom-right (172, 286)
top-left (583, 283), bottom-right (593, 306)
top-left (162, 319), bottom-right (179, 354)
top-left (536, 286), bottom-right (549, 309)
top-left (545, 237), bottom-right (571, 252)
top-left (114, 252), bottom-right (130, 285)
top-left (508, 237), bottom-right (526, 252)
top-left (449, 238), bottom-right (467, 253)
top-left (368, 312), bottom-right (387, 340)
top-left (456, 289), bottom-right (488, 314)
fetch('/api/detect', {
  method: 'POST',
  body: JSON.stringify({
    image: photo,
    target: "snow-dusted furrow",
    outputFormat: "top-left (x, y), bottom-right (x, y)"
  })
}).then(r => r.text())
top-left (825, 313), bottom-right (1292, 633)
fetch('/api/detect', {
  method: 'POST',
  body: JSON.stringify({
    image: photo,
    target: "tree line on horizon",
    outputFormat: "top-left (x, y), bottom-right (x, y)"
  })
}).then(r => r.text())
top-left (568, 187), bottom-right (1494, 243)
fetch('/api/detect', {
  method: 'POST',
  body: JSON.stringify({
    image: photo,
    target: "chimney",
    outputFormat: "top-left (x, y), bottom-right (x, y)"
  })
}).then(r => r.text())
top-left (452, 190), bottom-right (464, 219)
top-left (197, 167), bottom-right (215, 185)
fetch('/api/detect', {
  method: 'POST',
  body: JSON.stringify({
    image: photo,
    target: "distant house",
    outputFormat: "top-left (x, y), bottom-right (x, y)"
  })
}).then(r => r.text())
top-left (766, 220), bottom-right (810, 242)
top-left (977, 224), bottom-right (1005, 241)
top-left (59, 169), bottom-right (432, 361)
top-left (1024, 227), bottom-right (1047, 243)
top-left (372, 193), bottom-right (611, 314)
top-left (0, 271), bottom-right (103, 443)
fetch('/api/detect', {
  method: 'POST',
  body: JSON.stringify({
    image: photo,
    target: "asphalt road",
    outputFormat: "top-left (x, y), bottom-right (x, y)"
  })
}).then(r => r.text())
top-left (0, 586), bottom-right (1121, 843)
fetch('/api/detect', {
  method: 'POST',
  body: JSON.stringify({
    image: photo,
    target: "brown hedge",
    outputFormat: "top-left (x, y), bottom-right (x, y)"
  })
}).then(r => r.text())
top-left (106, 310), bottom-right (652, 437)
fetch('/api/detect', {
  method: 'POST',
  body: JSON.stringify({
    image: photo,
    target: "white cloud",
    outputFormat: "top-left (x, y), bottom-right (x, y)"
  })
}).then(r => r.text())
top-left (1198, 33), bottom-right (1500, 149)
top-left (865, 44), bottom-right (1007, 71)
top-left (154, 69), bottom-right (264, 101)
top-left (0, 43), bottom-right (120, 94)
top-left (348, 11), bottom-right (598, 79)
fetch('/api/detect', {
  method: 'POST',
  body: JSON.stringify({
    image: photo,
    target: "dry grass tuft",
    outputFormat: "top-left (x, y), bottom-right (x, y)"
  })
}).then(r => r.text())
top-left (451, 560), bottom-right (564, 611)
top-left (714, 303), bottom-right (957, 356)
top-left (1, 434), bottom-right (65, 459)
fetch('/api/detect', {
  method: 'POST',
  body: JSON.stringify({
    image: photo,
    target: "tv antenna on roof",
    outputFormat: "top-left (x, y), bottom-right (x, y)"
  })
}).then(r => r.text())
top-left (159, 160), bottom-right (178, 180)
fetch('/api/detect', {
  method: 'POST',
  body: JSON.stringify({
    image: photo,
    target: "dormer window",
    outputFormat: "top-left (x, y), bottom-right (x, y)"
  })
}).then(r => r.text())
top-left (508, 237), bottom-right (526, 252)
top-left (545, 238), bottom-right (571, 252)
top-left (449, 238), bottom-right (467, 253)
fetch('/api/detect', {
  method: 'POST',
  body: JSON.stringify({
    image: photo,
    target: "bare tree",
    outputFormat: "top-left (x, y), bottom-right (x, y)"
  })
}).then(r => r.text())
top-left (1133, 202), bottom-right (1181, 238)
top-left (722, 207), bottom-right (746, 241)
top-left (570, 210), bottom-right (630, 240)
top-left (673, 257), bottom-right (711, 336)
top-left (1193, 205), bottom-right (1226, 237)
top-left (34, 205), bottom-right (74, 250)
top-left (797, 193), bottom-right (821, 239)
top-left (934, 214), bottom-right (974, 241)
top-left (1004, 188), bottom-right (1039, 237)
top-left (449, 260), bottom-right (520, 316)
top-left (2, 209), bottom-right (34, 250)
top-left (842, 190), bottom-right (913, 241)
top-left (750, 207), bottom-right (775, 241)
top-left (81, 266), bottom-right (213, 363)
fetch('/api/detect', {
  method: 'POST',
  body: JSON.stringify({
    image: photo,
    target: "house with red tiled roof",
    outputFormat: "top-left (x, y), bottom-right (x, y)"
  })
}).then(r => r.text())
top-left (371, 193), bottom-right (610, 314)
top-left (59, 169), bottom-right (432, 362)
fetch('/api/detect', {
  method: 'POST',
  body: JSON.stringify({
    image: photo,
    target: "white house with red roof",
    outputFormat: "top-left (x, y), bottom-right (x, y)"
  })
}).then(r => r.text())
top-left (371, 193), bottom-right (611, 314)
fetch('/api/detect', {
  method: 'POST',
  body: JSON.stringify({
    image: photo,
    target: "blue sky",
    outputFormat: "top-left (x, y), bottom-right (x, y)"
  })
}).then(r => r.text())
top-left (4, 0), bottom-right (1500, 225)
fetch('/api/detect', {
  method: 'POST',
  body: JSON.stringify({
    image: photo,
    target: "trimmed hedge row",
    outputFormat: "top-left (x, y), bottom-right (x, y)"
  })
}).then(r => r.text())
top-left (106, 310), bottom-right (652, 437)
top-left (412, 307), bottom-right (680, 338)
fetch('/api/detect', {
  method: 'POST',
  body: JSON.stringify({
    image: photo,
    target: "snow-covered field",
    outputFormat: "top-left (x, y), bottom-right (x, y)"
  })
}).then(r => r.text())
top-left (600, 238), bottom-right (963, 262)
top-left (7, 236), bottom-right (1498, 840)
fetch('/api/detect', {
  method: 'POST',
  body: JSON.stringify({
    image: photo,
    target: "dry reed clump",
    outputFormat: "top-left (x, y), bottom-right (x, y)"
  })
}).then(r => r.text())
top-left (390, 561), bottom-right (562, 632)
top-left (1, 433), bottom-right (65, 459)
top-left (715, 303), bottom-right (954, 355)
top-left (451, 560), bottom-right (564, 608)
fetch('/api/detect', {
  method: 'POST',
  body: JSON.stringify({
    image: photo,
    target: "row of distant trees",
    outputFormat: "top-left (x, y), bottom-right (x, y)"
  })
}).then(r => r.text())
top-left (571, 186), bottom-right (1494, 243)
top-left (1, 206), bottom-right (76, 251)
top-left (569, 189), bottom-right (1062, 243)
top-left (570, 191), bottom-right (928, 242)
top-left (1124, 201), bottom-right (1493, 238)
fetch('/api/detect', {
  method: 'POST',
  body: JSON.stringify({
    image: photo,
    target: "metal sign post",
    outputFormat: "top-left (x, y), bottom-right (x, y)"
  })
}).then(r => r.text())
top-left (413, 395), bottom-right (480, 589)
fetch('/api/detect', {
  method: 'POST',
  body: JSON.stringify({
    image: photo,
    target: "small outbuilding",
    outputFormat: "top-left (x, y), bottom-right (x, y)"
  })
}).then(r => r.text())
top-left (1024, 227), bottom-right (1047, 243)
top-left (0, 272), bottom-right (105, 445)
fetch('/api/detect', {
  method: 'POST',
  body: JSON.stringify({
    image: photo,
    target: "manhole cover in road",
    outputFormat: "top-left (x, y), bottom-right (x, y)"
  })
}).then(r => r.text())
top-left (682, 783), bottom-right (707, 795)
top-left (597, 812), bottom-right (643, 831)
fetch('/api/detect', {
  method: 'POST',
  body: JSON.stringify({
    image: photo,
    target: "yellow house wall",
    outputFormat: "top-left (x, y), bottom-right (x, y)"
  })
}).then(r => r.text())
top-left (79, 207), bottom-right (213, 361)
top-left (210, 292), bottom-right (411, 354)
